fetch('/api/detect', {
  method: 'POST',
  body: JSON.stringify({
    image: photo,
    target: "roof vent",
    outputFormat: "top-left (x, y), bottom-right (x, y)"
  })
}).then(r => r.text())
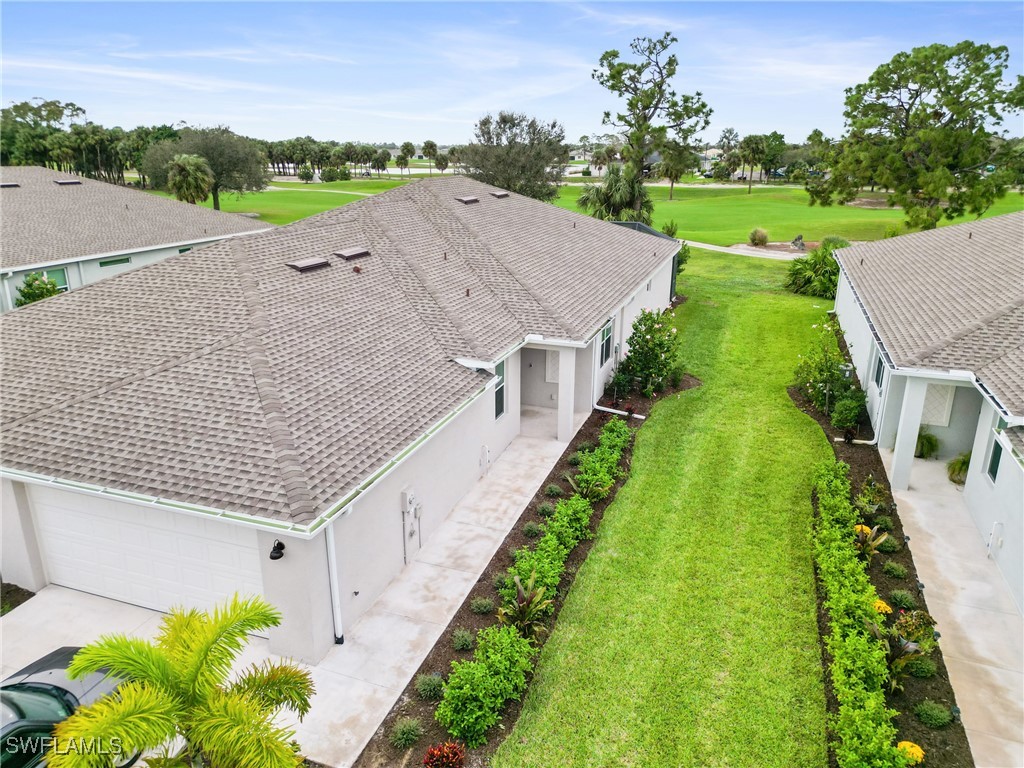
top-left (334, 246), bottom-right (370, 261)
top-left (0, 182), bottom-right (19, 188)
top-left (456, 196), bottom-right (479, 205)
top-left (286, 257), bottom-right (331, 273)
top-left (54, 179), bottom-right (82, 186)
top-left (489, 191), bottom-right (509, 199)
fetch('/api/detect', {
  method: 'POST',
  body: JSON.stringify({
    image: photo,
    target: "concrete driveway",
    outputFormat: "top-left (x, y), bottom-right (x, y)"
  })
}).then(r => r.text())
top-left (1, 434), bottom-right (564, 767)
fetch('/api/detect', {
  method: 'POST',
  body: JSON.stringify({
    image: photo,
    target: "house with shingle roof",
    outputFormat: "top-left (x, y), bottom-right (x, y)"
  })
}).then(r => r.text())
top-left (0, 166), bottom-right (270, 312)
top-left (0, 176), bottom-right (679, 661)
top-left (833, 211), bottom-right (1024, 609)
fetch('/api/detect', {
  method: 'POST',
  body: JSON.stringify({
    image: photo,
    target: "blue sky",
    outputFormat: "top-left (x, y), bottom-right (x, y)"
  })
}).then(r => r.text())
top-left (3, 2), bottom-right (1022, 146)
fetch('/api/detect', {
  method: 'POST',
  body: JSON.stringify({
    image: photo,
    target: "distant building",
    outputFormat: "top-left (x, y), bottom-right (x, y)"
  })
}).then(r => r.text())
top-left (0, 166), bottom-right (270, 312)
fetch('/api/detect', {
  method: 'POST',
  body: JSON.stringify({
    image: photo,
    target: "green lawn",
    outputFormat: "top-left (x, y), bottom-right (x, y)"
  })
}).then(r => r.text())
top-left (554, 184), bottom-right (1024, 245)
top-left (271, 178), bottom-right (409, 194)
top-left (147, 188), bottom-right (366, 225)
top-left (493, 249), bottom-right (832, 768)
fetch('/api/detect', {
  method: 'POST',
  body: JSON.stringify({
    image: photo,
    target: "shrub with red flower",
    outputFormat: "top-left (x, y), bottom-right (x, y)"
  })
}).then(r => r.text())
top-left (422, 741), bottom-right (465, 768)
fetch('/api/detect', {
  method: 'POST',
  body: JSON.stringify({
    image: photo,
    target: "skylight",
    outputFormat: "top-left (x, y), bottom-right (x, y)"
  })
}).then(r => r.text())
top-left (54, 179), bottom-right (82, 186)
top-left (456, 196), bottom-right (479, 205)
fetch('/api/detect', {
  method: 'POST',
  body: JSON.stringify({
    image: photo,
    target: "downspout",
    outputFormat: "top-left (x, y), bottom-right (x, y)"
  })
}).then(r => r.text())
top-left (324, 523), bottom-right (345, 644)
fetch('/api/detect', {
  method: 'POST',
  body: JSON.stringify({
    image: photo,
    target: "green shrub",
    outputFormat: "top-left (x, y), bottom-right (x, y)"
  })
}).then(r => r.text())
top-left (855, 474), bottom-right (890, 516)
top-left (577, 441), bottom-right (595, 452)
top-left (297, 163), bottom-right (314, 183)
top-left (748, 227), bottom-right (769, 246)
top-left (320, 166), bottom-right (339, 183)
top-left (523, 521), bottom-right (542, 539)
top-left (785, 237), bottom-right (849, 299)
top-left (914, 699), bottom-right (953, 728)
top-left (873, 515), bottom-right (894, 533)
top-left (618, 309), bottom-right (678, 394)
top-left (676, 240), bottom-right (691, 274)
top-left (947, 451), bottom-right (971, 484)
top-left (581, 167), bottom-right (592, 177)
top-left (883, 224), bottom-right (903, 238)
top-left (499, 535), bottom-right (567, 607)
top-left (882, 560), bottom-right (907, 579)
top-left (544, 484), bottom-right (564, 498)
top-left (336, 166), bottom-right (352, 181)
top-left (389, 717), bottom-right (423, 749)
top-left (915, 428), bottom-right (940, 459)
top-left (906, 656), bottom-right (937, 678)
top-left (492, 572), bottom-right (509, 592)
top-left (536, 502), bottom-right (555, 518)
top-left (470, 597), bottom-right (495, 615)
top-left (567, 452), bottom-right (582, 466)
top-left (452, 628), bottom-right (474, 651)
top-left (877, 536), bottom-right (902, 554)
top-left (435, 626), bottom-right (535, 748)
top-left (890, 589), bottom-right (917, 610)
top-left (415, 673), bottom-right (445, 701)
top-left (660, 219), bottom-right (679, 238)
top-left (831, 390), bottom-right (866, 431)
top-left (813, 461), bottom-right (908, 767)
top-left (794, 316), bottom-right (854, 416)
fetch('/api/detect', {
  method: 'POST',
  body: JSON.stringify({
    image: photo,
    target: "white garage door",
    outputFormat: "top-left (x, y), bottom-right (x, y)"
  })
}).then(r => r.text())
top-left (31, 486), bottom-right (264, 614)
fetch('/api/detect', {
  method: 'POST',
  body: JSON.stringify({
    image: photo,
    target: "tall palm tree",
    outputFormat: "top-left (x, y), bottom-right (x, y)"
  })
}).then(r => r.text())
top-left (49, 595), bottom-right (314, 768)
top-left (166, 154), bottom-right (214, 204)
top-left (577, 163), bottom-right (653, 224)
top-left (655, 141), bottom-right (691, 201)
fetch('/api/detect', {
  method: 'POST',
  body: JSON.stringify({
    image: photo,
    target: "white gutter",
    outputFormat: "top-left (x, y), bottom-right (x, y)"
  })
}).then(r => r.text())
top-left (0, 380), bottom-right (491, 539)
top-left (2, 229), bottom-right (271, 276)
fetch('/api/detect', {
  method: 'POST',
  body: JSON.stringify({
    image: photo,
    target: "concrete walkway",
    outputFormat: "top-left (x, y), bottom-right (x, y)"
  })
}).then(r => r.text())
top-left (1, 433), bottom-right (565, 768)
top-left (683, 238), bottom-right (802, 261)
top-left (880, 449), bottom-right (1024, 767)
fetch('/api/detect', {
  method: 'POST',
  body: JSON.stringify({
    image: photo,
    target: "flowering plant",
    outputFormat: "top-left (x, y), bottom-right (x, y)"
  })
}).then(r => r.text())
top-left (422, 741), bottom-right (465, 767)
top-left (897, 741), bottom-right (925, 764)
top-left (619, 309), bottom-right (679, 396)
top-left (873, 598), bottom-right (892, 615)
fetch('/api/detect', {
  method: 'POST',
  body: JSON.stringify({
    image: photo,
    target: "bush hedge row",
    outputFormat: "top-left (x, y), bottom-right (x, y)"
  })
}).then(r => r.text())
top-left (499, 418), bottom-right (632, 608)
top-left (814, 461), bottom-right (911, 768)
top-left (436, 418), bottom-right (634, 747)
top-left (434, 625), bottom-right (535, 747)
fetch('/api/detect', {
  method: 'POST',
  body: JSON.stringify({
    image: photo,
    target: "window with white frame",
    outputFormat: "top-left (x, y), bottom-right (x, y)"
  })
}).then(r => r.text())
top-left (600, 320), bottom-right (613, 366)
top-left (987, 418), bottom-right (1007, 481)
top-left (42, 267), bottom-right (68, 293)
top-left (494, 361), bottom-right (506, 419)
top-left (873, 355), bottom-right (885, 390)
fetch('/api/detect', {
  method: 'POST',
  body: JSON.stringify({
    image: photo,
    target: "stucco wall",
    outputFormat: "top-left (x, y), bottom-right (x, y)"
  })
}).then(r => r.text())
top-left (330, 351), bottom-right (521, 632)
top-left (574, 340), bottom-right (594, 414)
top-left (1, 478), bottom-right (46, 591)
top-left (834, 272), bottom-right (887, 429)
top-left (923, 384), bottom-right (983, 460)
top-left (964, 403), bottom-right (1024, 612)
top-left (521, 348), bottom-right (557, 407)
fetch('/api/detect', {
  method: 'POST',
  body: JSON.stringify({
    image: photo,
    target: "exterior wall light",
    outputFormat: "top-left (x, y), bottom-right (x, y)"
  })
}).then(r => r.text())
top-left (269, 539), bottom-right (286, 561)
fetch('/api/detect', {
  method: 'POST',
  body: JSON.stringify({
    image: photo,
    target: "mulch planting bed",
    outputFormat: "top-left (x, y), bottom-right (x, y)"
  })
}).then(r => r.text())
top-left (352, 374), bottom-right (701, 768)
top-left (789, 383), bottom-right (975, 767)
top-left (1, 582), bottom-right (34, 615)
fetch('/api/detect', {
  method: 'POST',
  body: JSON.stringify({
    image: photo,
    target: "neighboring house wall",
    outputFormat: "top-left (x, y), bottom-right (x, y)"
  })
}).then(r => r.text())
top-left (1, 479), bottom-right (46, 591)
top-left (0, 236), bottom-right (257, 312)
top-left (331, 352), bottom-right (521, 633)
top-left (964, 404), bottom-right (1024, 612)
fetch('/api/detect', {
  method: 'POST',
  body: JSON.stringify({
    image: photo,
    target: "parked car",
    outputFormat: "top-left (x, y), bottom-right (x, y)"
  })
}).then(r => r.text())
top-left (1, 648), bottom-right (138, 767)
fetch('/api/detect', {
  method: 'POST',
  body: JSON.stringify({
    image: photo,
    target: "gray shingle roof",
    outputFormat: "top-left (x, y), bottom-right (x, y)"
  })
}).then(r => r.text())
top-left (836, 212), bottom-right (1024, 415)
top-left (0, 177), bottom-right (675, 523)
top-left (0, 166), bottom-right (269, 270)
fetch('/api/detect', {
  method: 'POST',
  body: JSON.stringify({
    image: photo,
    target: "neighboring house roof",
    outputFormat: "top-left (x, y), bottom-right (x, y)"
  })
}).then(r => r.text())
top-left (1007, 426), bottom-right (1024, 462)
top-left (0, 166), bottom-right (268, 270)
top-left (0, 176), bottom-right (675, 524)
top-left (835, 212), bottom-right (1024, 416)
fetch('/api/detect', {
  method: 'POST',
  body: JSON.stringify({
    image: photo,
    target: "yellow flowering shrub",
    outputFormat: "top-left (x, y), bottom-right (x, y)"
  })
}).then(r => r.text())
top-left (897, 741), bottom-right (925, 764)
top-left (854, 524), bottom-right (873, 536)
top-left (874, 599), bottom-right (893, 615)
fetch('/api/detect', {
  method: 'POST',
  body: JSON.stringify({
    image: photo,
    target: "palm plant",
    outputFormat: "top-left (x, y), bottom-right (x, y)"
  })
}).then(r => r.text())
top-left (166, 154), bottom-right (214, 205)
top-left (784, 236), bottom-right (850, 298)
top-left (577, 164), bottom-right (653, 224)
top-left (49, 595), bottom-right (314, 768)
top-left (853, 524), bottom-right (889, 565)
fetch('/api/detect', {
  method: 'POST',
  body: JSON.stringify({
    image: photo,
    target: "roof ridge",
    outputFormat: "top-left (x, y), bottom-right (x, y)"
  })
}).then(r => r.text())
top-left (425, 183), bottom-right (577, 339)
top-left (365, 194), bottom-right (490, 359)
top-left (910, 297), bottom-right (1024, 366)
top-left (229, 239), bottom-right (318, 522)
